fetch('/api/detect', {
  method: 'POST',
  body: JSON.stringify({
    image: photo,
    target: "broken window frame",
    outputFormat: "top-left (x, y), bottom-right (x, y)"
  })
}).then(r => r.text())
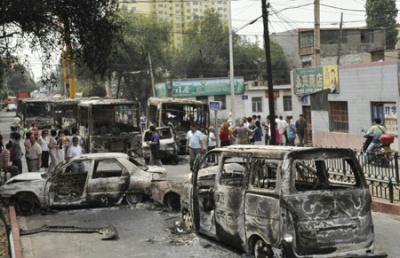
top-left (248, 158), bottom-right (281, 192)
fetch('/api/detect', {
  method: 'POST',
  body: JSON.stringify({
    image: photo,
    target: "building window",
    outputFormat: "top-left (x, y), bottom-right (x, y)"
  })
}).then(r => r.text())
top-left (361, 30), bottom-right (374, 43)
top-left (252, 97), bottom-right (263, 113)
top-left (299, 31), bottom-right (314, 48)
top-left (371, 102), bottom-right (397, 132)
top-left (214, 95), bottom-right (226, 110)
top-left (196, 96), bottom-right (208, 104)
top-left (329, 101), bottom-right (348, 132)
top-left (283, 96), bottom-right (292, 111)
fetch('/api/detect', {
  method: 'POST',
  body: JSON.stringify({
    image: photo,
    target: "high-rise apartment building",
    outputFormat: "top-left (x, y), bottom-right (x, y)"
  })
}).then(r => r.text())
top-left (119, 0), bottom-right (229, 47)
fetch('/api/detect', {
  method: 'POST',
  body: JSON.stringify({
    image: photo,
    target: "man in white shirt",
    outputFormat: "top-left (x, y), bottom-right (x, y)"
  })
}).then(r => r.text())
top-left (27, 136), bottom-right (42, 172)
top-left (67, 137), bottom-right (84, 173)
top-left (276, 116), bottom-right (288, 145)
top-left (186, 124), bottom-right (205, 171)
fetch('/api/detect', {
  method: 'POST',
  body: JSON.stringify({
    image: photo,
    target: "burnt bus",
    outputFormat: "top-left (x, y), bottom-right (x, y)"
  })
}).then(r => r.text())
top-left (78, 98), bottom-right (141, 155)
top-left (52, 99), bottom-right (79, 130)
top-left (145, 97), bottom-right (209, 155)
top-left (22, 98), bottom-right (54, 129)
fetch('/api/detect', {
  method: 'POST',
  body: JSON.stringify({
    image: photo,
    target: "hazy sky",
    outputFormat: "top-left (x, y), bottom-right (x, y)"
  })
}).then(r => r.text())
top-left (24, 0), bottom-right (400, 80)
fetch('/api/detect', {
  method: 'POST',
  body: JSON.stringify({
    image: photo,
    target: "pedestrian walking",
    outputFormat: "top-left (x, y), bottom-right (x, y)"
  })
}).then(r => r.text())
top-left (233, 121), bottom-right (253, 145)
top-left (48, 129), bottom-right (60, 172)
top-left (207, 127), bottom-right (217, 162)
top-left (66, 136), bottom-right (84, 172)
top-left (26, 136), bottom-right (42, 172)
top-left (24, 131), bottom-right (32, 166)
top-left (140, 113), bottom-right (147, 132)
top-left (147, 125), bottom-right (162, 166)
top-left (295, 114), bottom-right (307, 146)
top-left (219, 122), bottom-right (231, 147)
top-left (39, 130), bottom-right (50, 169)
top-left (0, 142), bottom-right (12, 171)
top-left (286, 116), bottom-right (296, 146)
top-left (276, 116), bottom-right (287, 145)
top-left (10, 133), bottom-right (23, 174)
top-left (254, 121), bottom-right (264, 145)
top-left (186, 124), bottom-right (204, 171)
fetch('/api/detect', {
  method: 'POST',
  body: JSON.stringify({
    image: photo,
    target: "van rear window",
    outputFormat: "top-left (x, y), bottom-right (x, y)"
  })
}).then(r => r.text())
top-left (293, 158), bottom-right (360, 191)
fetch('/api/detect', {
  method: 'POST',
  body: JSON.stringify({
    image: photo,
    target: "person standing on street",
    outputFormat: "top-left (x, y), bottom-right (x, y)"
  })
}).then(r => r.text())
top-left (286, 116), bottom-right (296, 146)
top-left (24, 132), bottom-right (32, 167)
top-left (207, 127), bottom-right (217, 162)
top-left (66, 136), bottom-right (82, 161)
top-left (186, 124), bottom-right (204, 171)
top-left (295, 114), bottom-right (307, 146)
top-left (27, 136), bottom-right (42, 172)
top-left (276, 116), bottom-right (287, 145)
top-left (254, 121), bottom-right (263, 145)
top-left (48, 129), bottom-right (60, 172)
top-left (219, 121), bottom-right (231, 147)
top-left (0, 142), bottom-right (12, 171)
top-left (233, 121), bottom-right (253, 145)
top-left (10, 133), bottom-right (23, 174)
top-left (39, 130), bottom-right (50, 169)
top-left (140, 113), bottom-right (147, 132)
top-left (148, 125), bottom-right (162, 166)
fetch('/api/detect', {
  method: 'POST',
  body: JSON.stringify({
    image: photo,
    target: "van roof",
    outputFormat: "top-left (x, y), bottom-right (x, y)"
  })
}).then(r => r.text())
top-left (212, 145), bottom-right (354, 159)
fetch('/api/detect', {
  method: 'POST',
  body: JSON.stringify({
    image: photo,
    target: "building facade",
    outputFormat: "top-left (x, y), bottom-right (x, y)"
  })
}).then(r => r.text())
top-left (119, 0), bottom-right (229, 47)
top-left (292, 61), bottom-right (400, 151)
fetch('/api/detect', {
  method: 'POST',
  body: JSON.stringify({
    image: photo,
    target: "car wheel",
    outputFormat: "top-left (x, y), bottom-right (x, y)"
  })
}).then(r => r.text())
top-left (254, 239), bottom-right (273, 258)
top-left (15, 193), bottom-right (39, 215)
top-left (125, 193), bottom-right (143, 205)
top-left (165, 193), bottom-right (180, 211)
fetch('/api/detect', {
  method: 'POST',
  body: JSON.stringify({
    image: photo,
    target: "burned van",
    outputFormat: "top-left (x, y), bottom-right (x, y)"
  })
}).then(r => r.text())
top-left (22, 98), bottom-right (54, 129)
top-left (52, 99), bottom-right (79, 130)
top-left (78, 98), bottom-right (141, 155)
top-left (181, 146), bottom-right (386, 258)
top-left (147, 97), bottom-right (209, 154)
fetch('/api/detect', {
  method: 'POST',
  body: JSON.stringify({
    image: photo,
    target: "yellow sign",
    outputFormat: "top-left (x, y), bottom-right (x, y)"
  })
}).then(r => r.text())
top-left (323, 65), bottom-right (339, 93)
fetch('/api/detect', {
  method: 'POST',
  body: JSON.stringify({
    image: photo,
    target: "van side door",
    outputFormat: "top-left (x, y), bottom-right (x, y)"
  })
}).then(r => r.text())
top-left (245, 158), bottom-right (281, 248)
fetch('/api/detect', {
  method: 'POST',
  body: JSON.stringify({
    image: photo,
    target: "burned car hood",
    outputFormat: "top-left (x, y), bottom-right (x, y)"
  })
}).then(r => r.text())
top-left (6, 172), bottom-right (46, 183)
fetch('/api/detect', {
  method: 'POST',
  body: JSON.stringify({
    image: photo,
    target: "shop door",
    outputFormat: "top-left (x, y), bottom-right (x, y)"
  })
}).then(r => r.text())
top-left (302, 106), bottom-right (312, 145)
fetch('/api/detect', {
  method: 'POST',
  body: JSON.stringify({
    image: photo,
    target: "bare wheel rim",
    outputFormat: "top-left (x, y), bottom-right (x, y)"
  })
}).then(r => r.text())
top-left (254, 239), bottom-right (268, 258)
top-left (125, 193), bottom-right (142, 205)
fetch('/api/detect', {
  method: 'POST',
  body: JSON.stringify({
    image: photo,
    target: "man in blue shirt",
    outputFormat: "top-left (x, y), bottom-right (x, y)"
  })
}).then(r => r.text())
top-left (148, 125), bottom-right (162, 165)
top-left (186, 124), bottom-right (204, 171)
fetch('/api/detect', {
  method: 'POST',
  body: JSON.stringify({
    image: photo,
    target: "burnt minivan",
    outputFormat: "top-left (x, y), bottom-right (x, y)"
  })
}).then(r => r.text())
top-left (181, 146), bottom-right (386, 258)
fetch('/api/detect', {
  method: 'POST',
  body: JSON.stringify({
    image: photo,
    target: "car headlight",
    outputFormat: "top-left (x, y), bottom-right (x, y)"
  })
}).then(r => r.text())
top-left (283, 233), bottom-right (293, 243)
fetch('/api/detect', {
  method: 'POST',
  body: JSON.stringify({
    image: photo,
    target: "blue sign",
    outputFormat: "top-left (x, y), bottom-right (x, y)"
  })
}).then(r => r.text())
top-left (242, 95), bottom-right (248, 100)
top-left (209, 101), bottom-right (222, 111)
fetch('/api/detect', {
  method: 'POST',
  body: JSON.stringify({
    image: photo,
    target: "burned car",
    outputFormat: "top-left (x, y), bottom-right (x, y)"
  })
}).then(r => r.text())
top-left (142, 126), bottom-right (179, 164)
top-left (78, 98), bottom-right (141, 155)
top-left (0, 153), bottom-right (165, 214)
top-left (181, 146), bottom-right (386, 258)
top-left (22, 98), bottom-right (54, 129)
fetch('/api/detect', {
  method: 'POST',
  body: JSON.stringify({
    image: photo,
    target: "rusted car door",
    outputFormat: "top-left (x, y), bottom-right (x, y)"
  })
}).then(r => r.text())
top-left (213, 155), bottom-right (247, 246)
top-left (50, 159), bottom-right (92, 207)
top-left (86, 159), bottom-right (130, 205)
top-left (244, 159), bottom-right (281, 247)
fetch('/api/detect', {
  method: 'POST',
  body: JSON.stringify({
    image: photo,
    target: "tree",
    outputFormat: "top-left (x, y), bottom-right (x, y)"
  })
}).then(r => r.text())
top-left (5, 63), bottom-right (37, 93)
top-left (366, 0), bottom-right (398, 49)
top-left (171, 9), bottom-right (290, 83)
top-left (75, 11), bottom-right (171, 104)
top-left (0, 0), bottom-right (119, 80)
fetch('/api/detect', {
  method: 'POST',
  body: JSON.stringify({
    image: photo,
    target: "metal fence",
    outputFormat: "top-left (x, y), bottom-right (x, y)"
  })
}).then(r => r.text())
top-left (324, 152), bottom-right (400, 203)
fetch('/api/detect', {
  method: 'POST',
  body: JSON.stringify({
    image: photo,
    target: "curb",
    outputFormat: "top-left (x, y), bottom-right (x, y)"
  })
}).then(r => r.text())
top-left (8, 206), bottom-right (23, 258)
top-left (372, 199), bottom-right (400, 216)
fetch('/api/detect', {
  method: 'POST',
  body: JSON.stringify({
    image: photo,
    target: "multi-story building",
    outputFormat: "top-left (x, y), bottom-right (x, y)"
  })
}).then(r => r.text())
top-left (119, 0), bottom-right (229, 47)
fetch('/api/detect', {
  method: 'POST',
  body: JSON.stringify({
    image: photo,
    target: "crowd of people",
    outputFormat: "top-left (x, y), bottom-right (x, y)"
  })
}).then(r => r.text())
top-left (0, 122), bottom-right (84, 177)
top-left (216, 114), bottom-right (308, 147)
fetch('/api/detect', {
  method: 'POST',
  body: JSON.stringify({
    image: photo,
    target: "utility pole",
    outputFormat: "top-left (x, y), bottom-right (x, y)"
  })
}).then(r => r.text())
top-left (148, 53), bottom-right (156, 97)
top-left (261, 0), bottom-right (276, 145)
top-left (314, 0), bottom-right (321, 66)
top-left (228, 0), bottom-right (236, 122)
top-left (336, 13), bottom-right (344, 65)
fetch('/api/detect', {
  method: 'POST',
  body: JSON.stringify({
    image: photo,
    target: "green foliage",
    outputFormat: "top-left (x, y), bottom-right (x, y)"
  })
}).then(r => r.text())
top-left (5, 63), bottom-right (37, 92)
top-left (366, 0), bottom-right (398, 49)
top-left (171, 9), bottom-right (289, 83)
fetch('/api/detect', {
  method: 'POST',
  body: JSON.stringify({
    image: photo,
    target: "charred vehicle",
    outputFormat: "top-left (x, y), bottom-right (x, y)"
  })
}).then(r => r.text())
top-left (146, 97), bottom-right (209, 155)
top-left (181, 146), bottom-right (386, 258)
top-left (142, 126), bottom-right (179, 164)
top-left (0, 153), bottom-right (165, 214)
top-left (53, 99), bottom-right (79, 130)
top-left (78, 98), bottom-right (141, 154)
top-left (22, 98), bottom-right (54, 129)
